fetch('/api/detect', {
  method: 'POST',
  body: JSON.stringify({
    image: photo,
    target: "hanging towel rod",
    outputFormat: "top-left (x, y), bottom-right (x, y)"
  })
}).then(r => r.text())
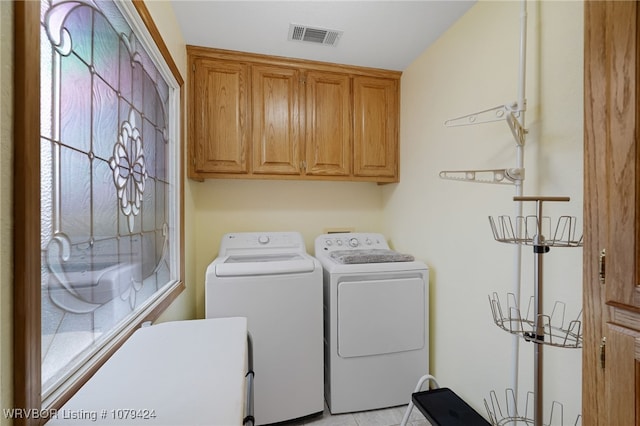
top-left (444, 101), bottom-right (527, 146)
top-left (439, 168), bottom-right (524, 185)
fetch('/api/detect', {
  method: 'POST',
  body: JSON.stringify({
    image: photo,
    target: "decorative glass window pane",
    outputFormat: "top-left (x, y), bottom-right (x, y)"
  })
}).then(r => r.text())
top-left (40, 0), bottom-right (181, 398)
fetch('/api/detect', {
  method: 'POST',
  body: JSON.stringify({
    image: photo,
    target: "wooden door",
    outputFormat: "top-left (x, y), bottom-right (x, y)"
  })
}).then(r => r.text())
top-left (304, 71), bottom-right (351, 176)
top-left (251, 65), bottom-right (302, 175)
top-left (584, 1), bottom-right (640, 424)
top-left (353, 76), bottom-right (398, 180)
top-left (190, 57), bottom-right (249, 175)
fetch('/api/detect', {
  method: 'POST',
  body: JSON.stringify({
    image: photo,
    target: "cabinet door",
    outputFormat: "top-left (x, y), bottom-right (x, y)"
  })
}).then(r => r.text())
top-left (191, 58), bottom-right (249, 174)
top-left (304, 71), bottom-right (351, 176)
top-left (251, 65), bottom-right (301, 175)
top-left (584, 1), bottom-right (640, 424)
top-left (604, 322), bottom-right (640, 425)
top-left (353, 77), bottom-right (398, 180)
top-left (601, 0), bottom-right (640, 311)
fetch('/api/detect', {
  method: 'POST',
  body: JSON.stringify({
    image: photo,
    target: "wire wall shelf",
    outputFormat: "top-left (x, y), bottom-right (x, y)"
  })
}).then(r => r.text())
top-left (489, 215), bottom-right (583, 248)
top-left (484, 389), bottom-right (582, 426)
top-left (489, 293), bottom-right (582, 348)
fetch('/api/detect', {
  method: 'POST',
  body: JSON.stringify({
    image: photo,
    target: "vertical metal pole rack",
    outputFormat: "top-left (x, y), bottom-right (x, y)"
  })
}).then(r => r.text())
top-left (485, 196), bottom-right (583, 426)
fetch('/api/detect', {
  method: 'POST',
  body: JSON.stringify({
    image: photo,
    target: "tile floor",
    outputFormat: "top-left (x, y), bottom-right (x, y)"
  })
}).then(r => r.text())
top-left (284, 403), bottom-right (432, 426)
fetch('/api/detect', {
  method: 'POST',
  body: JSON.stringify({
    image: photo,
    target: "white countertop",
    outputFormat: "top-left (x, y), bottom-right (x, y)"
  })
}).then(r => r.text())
top-left (47, 317), bottom-right (248, 426)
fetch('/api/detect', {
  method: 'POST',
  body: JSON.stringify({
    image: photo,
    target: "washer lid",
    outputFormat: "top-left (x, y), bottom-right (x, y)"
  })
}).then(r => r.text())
top-left (214, 253), bottom-right (316, 277)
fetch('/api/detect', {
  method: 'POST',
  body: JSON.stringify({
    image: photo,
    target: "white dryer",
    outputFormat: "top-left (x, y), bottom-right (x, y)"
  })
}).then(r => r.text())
top-left (206, 232), bottom-right (324, 425)
top-left (314, 233), bottom-right (429, 414)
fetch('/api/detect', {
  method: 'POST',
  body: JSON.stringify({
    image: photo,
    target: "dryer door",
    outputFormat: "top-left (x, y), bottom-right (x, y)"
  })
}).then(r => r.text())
top-left (337, 276), bottom-right (426, 358)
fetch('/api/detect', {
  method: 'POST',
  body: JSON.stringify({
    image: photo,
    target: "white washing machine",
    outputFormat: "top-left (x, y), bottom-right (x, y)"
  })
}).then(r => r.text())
top-left (206, 232), bottom-right (324, 425)
top-left (314, 233), bottom-right (429, 414)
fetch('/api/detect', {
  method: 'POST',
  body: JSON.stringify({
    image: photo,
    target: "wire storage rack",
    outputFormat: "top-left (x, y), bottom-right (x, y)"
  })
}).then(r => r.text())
top-left (485, 196), bottom-right (583, 426)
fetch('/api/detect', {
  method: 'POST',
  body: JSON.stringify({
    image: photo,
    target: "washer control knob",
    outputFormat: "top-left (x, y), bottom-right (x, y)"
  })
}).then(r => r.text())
top-left (336, 239), bottom-right (343, 246)
top-left (258, 235), bottom-right (270, 245)
top-left (325, 239), bottom-right (332, 246)
top-left (365, 238), bottom-right (372, 245)
top-left (349, 238), bottom-right (359, 248)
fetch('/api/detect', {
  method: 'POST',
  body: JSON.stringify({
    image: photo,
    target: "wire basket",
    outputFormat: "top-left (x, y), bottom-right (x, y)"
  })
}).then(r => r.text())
top-left (484, 388), bottom-right (582, 426)
top-left (489, 215), bottom-right (583, 248)
top-left (488, 292), bottom-right (582, 348)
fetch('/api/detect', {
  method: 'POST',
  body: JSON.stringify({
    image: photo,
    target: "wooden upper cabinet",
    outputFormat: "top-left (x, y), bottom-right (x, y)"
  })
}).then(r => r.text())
top-left (353, 77), bottom-right (398, 178)
top-left (187, 46), bottom-right (401, 182)
top-left (305, 71), bottom-right (351, 176)
top-left (189, 57), bottom-right (249, 176)
top-left (252, 65), bottom-right (301, 175)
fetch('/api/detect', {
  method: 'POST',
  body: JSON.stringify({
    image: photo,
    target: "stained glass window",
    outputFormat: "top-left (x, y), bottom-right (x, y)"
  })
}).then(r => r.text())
top-left (39, 0), bottom-right (182, 399)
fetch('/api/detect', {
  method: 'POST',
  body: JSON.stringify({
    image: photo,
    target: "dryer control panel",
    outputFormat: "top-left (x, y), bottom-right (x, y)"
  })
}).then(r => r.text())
top-left (315, 233), bottom-right (390, 253)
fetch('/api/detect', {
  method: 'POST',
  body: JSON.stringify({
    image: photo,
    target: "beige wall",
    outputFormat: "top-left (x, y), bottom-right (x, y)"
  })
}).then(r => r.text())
top-left (383, 0), bottom-right (583, 420)
top-left (191, 179), bottom-right (385, 318)
top-left (1, 1), bottom-right (13, 424)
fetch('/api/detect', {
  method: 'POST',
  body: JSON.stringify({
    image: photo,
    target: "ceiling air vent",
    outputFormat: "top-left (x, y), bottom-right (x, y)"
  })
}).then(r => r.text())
top-left (288, 24), bottom-right (343, 47)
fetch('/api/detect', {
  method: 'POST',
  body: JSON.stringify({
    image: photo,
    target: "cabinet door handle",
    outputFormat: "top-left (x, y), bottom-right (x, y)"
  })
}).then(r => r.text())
top-left (599, 337), bottom-right (606, 369)
top-left (598, 248), bottom-right (606, 284)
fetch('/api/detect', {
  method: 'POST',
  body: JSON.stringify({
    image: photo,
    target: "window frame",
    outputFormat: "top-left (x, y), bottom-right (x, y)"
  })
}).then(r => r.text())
top-left (13, 1), bottom-right (185, 424)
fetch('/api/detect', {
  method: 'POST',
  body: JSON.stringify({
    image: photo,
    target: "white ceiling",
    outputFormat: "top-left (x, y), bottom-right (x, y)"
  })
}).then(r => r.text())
top-left (170, 1), bottom-right (476, 71)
